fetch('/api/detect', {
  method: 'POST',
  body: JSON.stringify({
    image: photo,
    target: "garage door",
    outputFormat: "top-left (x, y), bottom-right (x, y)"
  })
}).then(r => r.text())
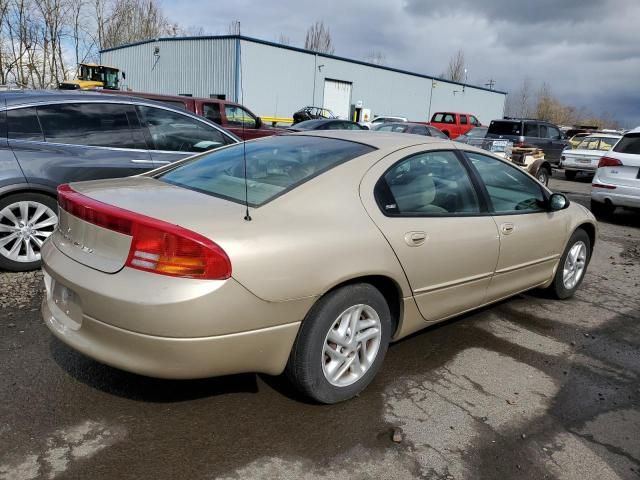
top-left (323, 79), bottom-right (352, 120)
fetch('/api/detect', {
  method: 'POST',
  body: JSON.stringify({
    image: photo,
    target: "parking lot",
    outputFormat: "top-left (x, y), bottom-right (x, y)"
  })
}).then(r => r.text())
top-left (0, 173), bottom-right (638, 480)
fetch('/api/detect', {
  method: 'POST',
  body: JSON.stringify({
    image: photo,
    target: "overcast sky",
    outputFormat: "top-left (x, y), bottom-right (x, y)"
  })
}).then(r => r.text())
top-left (163, 0), bottom-right (640, 126)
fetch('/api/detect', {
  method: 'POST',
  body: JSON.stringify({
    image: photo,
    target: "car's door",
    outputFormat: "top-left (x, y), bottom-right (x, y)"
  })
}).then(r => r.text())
top-left (360, 147), bottom-right (500, 322)
top-left (545, 124), bottom-right (567, 163)
top-left (222, 104), bottom-right (261, 140)
top-left (462, 151), bottom-right (568, 300)
top-left (136, 105), bottom-right (236, 166)
top-left (7, 102), bottom-right (152, 189)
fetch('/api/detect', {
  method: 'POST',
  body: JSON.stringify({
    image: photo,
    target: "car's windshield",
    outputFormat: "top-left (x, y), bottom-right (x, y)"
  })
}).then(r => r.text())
top-left (577, 136), bottom-right (619, 151)
top-left (158, 136), bottom-right (375, 206)
top-left (613, 133), bottom-right (640, 154)
top-left (466, 127), bottom-right (487, 138)
top-left (293, 120), bottom-right (326, 129)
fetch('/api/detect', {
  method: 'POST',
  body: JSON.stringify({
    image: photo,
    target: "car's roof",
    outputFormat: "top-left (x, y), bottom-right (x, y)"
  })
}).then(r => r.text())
top-left (582, 133), bottom-right (622, 139)
top-left (288, 130), bottom-right (450, 150)
top-left (100, 90), bottom-right (245, 107)
top-left (0, 89), bottom-right (188, 108)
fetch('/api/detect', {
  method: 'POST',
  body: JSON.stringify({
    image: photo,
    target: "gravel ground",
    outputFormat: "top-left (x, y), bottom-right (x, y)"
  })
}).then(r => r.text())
top-left (0, 270), bottom-right (44, 310)
top-left (0, 176), bottom-right (639, 480)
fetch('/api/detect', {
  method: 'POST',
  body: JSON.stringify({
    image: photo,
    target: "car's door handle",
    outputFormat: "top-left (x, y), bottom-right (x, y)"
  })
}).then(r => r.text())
top-left (130, 159), bottom-right (155, 164)
top-left (404, 231), bottom-right (427, 246)
top-left (500, 223), bottom-right (515, 235)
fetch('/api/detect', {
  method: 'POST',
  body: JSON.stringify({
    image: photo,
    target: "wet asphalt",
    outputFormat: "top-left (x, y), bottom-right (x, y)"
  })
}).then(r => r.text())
top-left (1, 174), bottom-right (639, 480)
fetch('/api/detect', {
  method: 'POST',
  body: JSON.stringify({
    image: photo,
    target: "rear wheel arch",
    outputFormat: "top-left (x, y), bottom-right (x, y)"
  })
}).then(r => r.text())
top-left (312, 275), bottom-right (402, 337)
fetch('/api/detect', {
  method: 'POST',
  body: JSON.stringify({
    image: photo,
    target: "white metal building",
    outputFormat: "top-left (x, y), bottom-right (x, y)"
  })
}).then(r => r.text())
top-left (101, 35), bottom-right (507, 124)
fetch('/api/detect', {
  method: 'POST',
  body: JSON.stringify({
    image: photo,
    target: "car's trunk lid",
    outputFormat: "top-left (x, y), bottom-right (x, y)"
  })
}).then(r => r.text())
top-left (53, 177), bottom-right (246, 274)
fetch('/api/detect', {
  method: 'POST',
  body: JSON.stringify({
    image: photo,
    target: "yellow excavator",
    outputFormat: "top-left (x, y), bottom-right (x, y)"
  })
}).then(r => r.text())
top-left (58, 63), bottom-right (124, 90)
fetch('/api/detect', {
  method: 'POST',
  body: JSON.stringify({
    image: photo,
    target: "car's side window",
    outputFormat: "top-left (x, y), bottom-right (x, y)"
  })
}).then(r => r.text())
top-left (471, 116), bottom-right (480, 126)
top-left (465, 152), bottom-right (545, 214)
top-left (375, 150), bottom-right (480, 216)
top-left (203, 103), bottom-right (222, 125)
top-left (411, 125), bottom-right (428, 135)
top-left (539, 124), bottom-right (549, 139)
top-left (137, 106), bottom-right (229, 153)
top-left (224, 105), bottom-right (256, 128)
top-left (547, 126), bottom-right (561, 140)
top-left (37, 103), bottom-right (146, 149)
top-left (460, 115), bottom-right (468, 125)
top-left (443, 113), bottom-right (455, 124)
top-left (7, 107), bottom-right (44, 142)
top-left (524, 123), bottom-right (539, 137)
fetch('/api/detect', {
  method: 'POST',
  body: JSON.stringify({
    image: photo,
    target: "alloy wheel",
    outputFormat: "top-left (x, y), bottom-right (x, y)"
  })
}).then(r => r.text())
top-left (322, 304), bottom-right (382, 387)
top-left (562, 240), bottom-right (587, 289)
top-left (0, 201), bottom-right (58, 263)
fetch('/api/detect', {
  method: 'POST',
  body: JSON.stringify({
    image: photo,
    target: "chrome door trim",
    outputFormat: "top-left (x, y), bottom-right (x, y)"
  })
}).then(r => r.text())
top-left (494, 254), bottom-right (560, 275)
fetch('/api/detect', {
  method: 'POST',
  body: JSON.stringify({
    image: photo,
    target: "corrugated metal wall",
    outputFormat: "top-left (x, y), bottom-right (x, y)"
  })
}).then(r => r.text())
top-left (241, 40), bottom-right (506, 124)
top-left (101, 38), bottom-right (237, 100)
top-left (101, 36), bottom-right (506, 124)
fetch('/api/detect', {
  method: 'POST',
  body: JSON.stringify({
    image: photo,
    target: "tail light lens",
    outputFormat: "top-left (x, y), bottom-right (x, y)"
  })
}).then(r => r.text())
top-left (57, 184), bottom-right (231, 280)
top-left (598, 156), bottom-right (623, 168)
top-left (592, 183), bottom-right (616, 190)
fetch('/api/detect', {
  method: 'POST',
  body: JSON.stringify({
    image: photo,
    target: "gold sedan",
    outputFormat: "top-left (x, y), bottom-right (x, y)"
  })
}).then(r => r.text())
top-left (41, 131), bottom-right (596, 403)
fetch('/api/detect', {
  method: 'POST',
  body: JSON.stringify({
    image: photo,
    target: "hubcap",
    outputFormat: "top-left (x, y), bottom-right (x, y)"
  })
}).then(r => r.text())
top-left (0, 201), bottom-right (58, 263)
top-left (322, 304), bottom-right (382, 387)
top-left (562, 241), bottom-right (587, 290)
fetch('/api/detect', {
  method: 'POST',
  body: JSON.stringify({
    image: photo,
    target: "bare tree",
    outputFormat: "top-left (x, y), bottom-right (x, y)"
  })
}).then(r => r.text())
top-left (444, 50), bottom-right (466, 83)
top-left (277, 33), bottom-right (290, 46)
top-left (304, 21), bottom-right (334, 54)
top-left (227, 20), bottom-right (240, 35)
top-left (100, 0), bottom-right (173, 50)
top-left (505, 77), bottom-right (533, 118)
top-left (365, 50), bottom-right (385, 65)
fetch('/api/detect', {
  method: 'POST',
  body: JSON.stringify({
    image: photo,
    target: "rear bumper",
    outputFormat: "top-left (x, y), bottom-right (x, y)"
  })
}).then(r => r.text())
top-left (43, 297), bottom-right (300, 378)
top-left (591, 183), bottom-right (640, 208)
top-left (41, 240), bottom-right (312, 378)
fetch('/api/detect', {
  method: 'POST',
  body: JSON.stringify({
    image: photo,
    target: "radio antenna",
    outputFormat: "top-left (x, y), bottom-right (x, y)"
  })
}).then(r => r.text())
top-left (238, 22), bottom-right (252, 221)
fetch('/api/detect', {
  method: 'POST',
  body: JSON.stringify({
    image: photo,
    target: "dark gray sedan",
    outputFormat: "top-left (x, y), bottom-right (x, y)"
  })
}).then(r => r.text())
top-left (0, 90), bottom-right (239, 271)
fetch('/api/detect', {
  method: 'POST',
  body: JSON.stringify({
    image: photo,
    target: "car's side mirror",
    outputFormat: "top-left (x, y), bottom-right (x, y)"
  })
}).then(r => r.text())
top-left (548, 193), bottom-right (570, 211)
top-left (255, 117), bottom-right (263, 129)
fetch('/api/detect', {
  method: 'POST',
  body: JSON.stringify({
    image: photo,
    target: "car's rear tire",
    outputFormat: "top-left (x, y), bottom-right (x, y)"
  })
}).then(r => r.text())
top-left (285, 283), bottom-right (391, 404)
top-left (564, 170), bottom-right (577, 180)
top-left (590, 199), bottom-right (615, 219)
top-left (0, 192), bottom-right (58, 271)
top-left (547, 229), bottom-right (591, 299)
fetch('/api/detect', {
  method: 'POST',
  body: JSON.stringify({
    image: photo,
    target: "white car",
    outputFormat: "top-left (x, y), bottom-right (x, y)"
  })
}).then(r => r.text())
top-left (591, 127), bottom-right (640, 216)
top-left (561, 133), bottom-right (621, 180)
top-left (367, 116), bottom-right (408, 130)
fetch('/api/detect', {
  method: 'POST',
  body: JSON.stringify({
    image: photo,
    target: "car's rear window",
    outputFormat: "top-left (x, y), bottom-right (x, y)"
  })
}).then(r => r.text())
top-left (157, 135), bottom-right (375, 206)
top-left (613, 133), bottom-right (640, 155)
top-left (488, 121), bottom-right (522, 136)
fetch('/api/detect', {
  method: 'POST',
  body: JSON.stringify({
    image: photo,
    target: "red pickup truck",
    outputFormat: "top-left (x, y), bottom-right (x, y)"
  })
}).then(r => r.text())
top-left (101, 90), bottom-right (283, 140)
top-left (429, 112), bottom-right (482, 139)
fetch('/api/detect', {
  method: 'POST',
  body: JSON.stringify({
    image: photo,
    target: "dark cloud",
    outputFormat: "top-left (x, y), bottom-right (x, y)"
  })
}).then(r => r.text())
top-left (404, 0), bottom-right (606, 24)
top-left (163, 0), bottom-right (640, 126)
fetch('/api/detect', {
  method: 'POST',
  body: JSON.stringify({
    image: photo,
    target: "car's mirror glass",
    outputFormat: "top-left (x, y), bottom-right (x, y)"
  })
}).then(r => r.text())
top-left (549, 193), bottom-right (569, 211)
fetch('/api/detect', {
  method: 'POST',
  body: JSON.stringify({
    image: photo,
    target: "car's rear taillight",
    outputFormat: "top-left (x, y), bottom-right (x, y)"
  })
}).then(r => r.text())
top-left (57, 184), bottom-right (231, 280)
top-left (592, 183), bottom-right (617, 190)
top-left (598, 156), bottom-right (623, 168)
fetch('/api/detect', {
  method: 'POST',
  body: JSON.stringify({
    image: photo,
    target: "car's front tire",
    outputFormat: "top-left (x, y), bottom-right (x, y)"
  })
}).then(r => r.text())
top-left (286, 283), bottom-right (391, 404)
top-left (547, 229), bottom-right (591, 299)
top-left (0, 193), bottom-right (58, 271)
